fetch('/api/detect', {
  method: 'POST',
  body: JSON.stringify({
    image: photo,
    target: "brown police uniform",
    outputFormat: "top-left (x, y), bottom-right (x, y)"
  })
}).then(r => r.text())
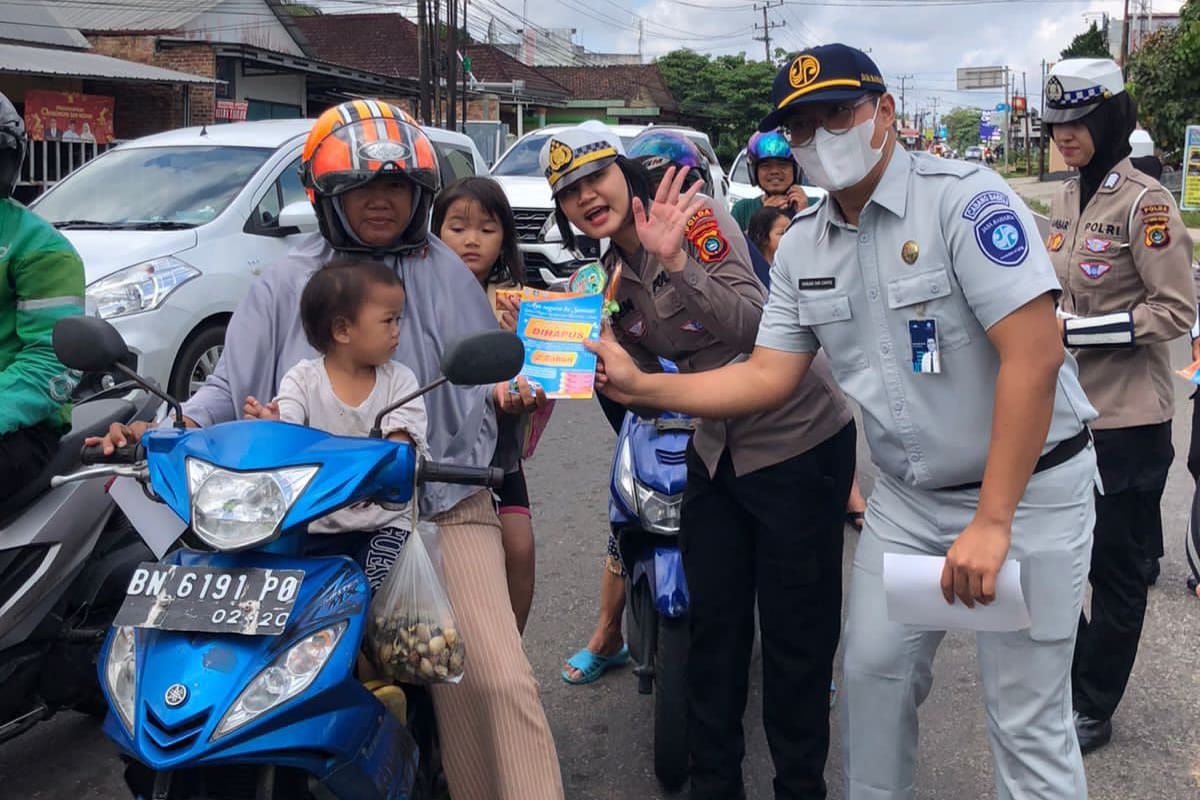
top-left (1049, 157), bottom-right (1196, 429)
top-left (1048, 155), bottom-right (1196, 726)
top-left (607, 195), bottom-right (852, 475)
top-left (605, 194), bottom-right (856, 797)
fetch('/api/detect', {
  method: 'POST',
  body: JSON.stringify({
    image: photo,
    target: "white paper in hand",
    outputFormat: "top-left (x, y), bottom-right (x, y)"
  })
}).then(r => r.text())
top-left (109, 476), bottom-right (187, 559)
top-left (883, 553), bottom-right (1031, 632)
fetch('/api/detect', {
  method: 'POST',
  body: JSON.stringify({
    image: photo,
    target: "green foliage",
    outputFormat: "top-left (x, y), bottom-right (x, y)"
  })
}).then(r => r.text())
top-left (279, 0), bottom-right (321, 15)
top-left (1127, 0), bottom-right (1200, 163)
top-left (1061, 22), bottom-right (1112, 59)
top-left (941, 106), bottom-right (983, 154)
top-left (655, 49), bottom-right (780, 164)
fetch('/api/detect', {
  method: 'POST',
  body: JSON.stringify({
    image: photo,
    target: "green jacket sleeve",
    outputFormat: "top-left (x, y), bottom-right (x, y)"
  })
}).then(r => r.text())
top-left (0, 201), bottom-right (86, 434)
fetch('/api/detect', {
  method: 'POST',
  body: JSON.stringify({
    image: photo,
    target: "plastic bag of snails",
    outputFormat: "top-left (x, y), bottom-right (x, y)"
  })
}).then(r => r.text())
top-left (367, 522), bottom-right (464, 685)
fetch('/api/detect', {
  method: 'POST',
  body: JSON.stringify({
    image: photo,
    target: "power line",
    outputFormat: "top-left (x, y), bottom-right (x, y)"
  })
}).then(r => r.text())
top-left (753, 0), bottom-right (786, 61)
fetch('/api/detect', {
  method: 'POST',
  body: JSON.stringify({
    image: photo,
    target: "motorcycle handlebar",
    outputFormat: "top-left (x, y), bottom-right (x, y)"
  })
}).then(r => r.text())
top-left (419, 461), bottom-right (505, 489)
top-left (81, 442), bottom-right (140, 466)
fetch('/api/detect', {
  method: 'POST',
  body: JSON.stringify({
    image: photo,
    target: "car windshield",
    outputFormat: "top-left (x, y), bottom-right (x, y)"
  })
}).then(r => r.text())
top-left (491, 133), bottom-right (635, 177)
top-left (34, 145), bottom-right (274, 229)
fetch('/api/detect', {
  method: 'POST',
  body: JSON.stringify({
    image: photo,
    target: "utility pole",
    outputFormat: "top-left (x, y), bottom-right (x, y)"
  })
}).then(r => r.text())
top-left (638, 19), bottom-right (644, 63)
top-left (753, 1), bottom-right (785, 63)
top-left (432, 0), bottom-right (442, 127)
top-left (931, 96), bottom-right (940, 138)
top-left (1003, 66), bottom-right (1010, 173)
top-left (1023, 70), bottom-right (1030, 176)
top-left (1120, 0), bottom-right (1131, 68)
top-left (461, 0), bottom-right (469, 128)
top-left (417, 0), bottom-right (431, 124)
top-left (896, 74), bottom-right (913, 127)
top-left (446, 0), bottom-right (458, 130)
top-left (1039, 59), bottom-right (1047, 179)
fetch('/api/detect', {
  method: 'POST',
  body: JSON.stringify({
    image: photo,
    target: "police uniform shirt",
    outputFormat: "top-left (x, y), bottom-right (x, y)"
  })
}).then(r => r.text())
top-left (757, 144), bottom-right (1097, 488)
top-left (608, 195), bottom-right (852, 477)
top-left (1048, 157), bottom-right (1196, 430)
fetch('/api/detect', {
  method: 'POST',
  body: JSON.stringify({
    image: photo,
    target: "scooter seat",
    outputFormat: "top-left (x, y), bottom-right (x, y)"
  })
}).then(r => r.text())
top-left (0, 399), bottom-right (136, 527)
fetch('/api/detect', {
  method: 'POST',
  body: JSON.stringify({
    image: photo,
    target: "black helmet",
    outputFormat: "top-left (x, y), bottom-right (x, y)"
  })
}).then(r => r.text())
top-left (0, 92), bottom-right (27, 199)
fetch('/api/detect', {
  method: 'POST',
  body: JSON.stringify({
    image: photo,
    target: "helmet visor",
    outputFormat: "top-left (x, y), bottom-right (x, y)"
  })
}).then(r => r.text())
top-left (308, 118), bottom-right (438, 197)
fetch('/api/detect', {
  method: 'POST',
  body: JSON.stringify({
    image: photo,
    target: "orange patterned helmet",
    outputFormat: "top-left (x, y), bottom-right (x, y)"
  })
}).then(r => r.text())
top-left (301, 100), bottom-right (440, 253)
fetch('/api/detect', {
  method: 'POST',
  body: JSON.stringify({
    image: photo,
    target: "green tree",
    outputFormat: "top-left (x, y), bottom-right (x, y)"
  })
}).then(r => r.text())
top-left (1061, 22), bottom-right (1112, 59)
top-left (941, 106), bottom-right (983, 154)
top-left (655, 49), bottom-right (778, 164)
top-left (1127, 0), bottom-right (1200, 162)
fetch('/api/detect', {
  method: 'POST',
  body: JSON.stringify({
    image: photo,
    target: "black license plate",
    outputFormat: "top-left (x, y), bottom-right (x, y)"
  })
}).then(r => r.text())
top-left (114, 563), bottom-right (304, 636)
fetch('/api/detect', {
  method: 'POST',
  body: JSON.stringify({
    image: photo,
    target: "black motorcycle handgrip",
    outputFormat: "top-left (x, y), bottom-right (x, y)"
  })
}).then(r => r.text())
top-left (420, 461), bottom-right (505, 489)
top-left (81, 441), bottom-right (140, 465)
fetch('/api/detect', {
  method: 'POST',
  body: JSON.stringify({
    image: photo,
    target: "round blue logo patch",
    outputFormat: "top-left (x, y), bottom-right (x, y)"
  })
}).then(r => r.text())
top-left (974, 209), bottom-right (1028, 267)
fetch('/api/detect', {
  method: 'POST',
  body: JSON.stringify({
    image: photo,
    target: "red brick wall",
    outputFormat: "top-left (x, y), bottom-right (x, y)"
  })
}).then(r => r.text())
top-left (85, 35), bottom-right (216, 139)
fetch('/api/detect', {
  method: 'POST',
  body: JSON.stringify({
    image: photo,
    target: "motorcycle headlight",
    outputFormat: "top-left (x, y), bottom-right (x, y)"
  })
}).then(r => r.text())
top-left (615, 437), bottom-right (636, 510)
top-left (187, 460), bottom-right (318, 551)
top-left (87, 256), bottom-right (200, 320)
top-left (105, 625), bottom-right (137, 734)
top-left (213, 623), bottom-right (346, 740)
top-left (635, 483), bottom-right (682, 535)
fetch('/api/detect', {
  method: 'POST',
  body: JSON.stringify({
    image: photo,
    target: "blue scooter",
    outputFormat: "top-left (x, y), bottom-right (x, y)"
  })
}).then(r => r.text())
top-left (609, 358), bottom-right (694, 792)
top-left (49, 315), bottom-right (522, 800)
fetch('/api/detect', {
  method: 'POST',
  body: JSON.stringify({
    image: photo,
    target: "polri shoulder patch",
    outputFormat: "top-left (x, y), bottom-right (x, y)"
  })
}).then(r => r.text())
top-left (1144, 222), bottom-right (1170, 248)
top-left (1102, 172), bottom-right (1121, 190)
top-left (974, 209), bottom-right (1029, 267)
top-left (684, 206), bottom-right (729, 265)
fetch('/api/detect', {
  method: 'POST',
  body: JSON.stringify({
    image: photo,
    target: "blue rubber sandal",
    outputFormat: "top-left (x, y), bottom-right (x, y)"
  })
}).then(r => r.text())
top-left (561, 645), bottom-right (630, 685)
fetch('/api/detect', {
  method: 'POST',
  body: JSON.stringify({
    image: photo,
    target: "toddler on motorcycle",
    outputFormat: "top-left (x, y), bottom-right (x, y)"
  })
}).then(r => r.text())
top-left (243, 255), bottom-right (428, 589)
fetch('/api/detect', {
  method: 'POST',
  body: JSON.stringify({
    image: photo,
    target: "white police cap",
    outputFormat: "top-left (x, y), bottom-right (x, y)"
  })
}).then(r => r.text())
top-left (539, 122), bottom-right (625, 196)
top-left (1044, 58), bottom-right (1126, 123)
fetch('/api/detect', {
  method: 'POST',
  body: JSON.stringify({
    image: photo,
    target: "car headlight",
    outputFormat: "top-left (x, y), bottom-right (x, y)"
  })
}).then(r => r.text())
top-left (213, 623), bottom-right (346, 740)
top-left (105, 625), bottom-right (137, 734)
top-left (635, 483), bottom-right (682, 535)
top-left (87, 256), bottom-right (200, 320)
top-left (614, 437), bottom-right (636, 510)
top-left (539, 212), bottom-right (560, 243)
top-left (187, 460), bottom-right (318, 551)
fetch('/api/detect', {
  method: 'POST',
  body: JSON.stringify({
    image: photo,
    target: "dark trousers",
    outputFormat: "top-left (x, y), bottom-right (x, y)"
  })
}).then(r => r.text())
top-left (681, 422), bottom-right (855, 800)
top-left (0, 423), bottom-right (61, 518)
top-left (1072, 422), bottom-right (1172, 721)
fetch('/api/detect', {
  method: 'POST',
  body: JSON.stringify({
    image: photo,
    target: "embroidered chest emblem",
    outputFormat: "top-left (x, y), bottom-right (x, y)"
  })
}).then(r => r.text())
top-left (1084, 238), bottom-right (1113, 254)
top-left (1078, 261), bottom-right (1111, 280)
top-left (1047, 232), bottom-right (1065, 252)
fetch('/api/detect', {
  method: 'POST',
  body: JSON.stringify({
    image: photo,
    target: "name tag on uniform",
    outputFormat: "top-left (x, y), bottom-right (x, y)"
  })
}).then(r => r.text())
top-left (798, 277), bottom-right (836, 290)
top-left (909, 319), bottom-right (941, 374)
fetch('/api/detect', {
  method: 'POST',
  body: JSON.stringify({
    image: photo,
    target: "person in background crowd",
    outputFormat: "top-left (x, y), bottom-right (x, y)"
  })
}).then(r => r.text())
top-left (731, 131), bottom-right (811, 231)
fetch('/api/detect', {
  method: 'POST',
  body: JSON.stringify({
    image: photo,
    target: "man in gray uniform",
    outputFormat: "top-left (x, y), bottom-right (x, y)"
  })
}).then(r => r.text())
top-left (587, 44), bottom-right (1098, 799)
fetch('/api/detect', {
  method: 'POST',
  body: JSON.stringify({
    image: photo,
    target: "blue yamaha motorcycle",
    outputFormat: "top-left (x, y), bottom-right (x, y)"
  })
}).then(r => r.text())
top-left (609, 358), bottom-right (693, 791)
top-left (49, 315), bottom-right (522, 800)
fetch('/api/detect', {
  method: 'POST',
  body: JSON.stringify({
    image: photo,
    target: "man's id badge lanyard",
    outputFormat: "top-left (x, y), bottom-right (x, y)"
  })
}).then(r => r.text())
top-left (908, 299), bottom-right (941, 374)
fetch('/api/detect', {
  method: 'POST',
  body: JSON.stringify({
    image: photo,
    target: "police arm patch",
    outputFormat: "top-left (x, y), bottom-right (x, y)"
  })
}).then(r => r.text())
top-left (974, 209), bottom-right (1029, 267)
top-left (684, 207), bottom-right (730, 265)
top-left (1144, 222), bottom-right (1170, 248)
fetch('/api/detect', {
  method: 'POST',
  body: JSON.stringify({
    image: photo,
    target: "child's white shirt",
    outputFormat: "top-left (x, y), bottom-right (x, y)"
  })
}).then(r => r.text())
top-left (275, 357), bottom-right (429, 534)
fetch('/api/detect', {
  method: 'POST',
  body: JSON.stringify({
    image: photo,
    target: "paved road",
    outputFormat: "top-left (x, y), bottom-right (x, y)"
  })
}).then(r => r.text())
top-left (3, 346), bottom-right (1199, 799)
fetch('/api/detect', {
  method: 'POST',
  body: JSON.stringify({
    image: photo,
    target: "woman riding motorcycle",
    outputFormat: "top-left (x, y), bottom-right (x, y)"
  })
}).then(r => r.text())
top-left (89, 100), bottom-right (564, 800)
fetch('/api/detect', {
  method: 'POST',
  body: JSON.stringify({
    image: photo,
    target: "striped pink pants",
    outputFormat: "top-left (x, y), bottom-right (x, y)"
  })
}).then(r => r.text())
top-left (430, 490), bottom-right (564, 799)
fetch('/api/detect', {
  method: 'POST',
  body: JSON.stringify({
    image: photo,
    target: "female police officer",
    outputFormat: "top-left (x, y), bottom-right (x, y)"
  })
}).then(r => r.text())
top-left (589, 45), bottom-right (1099, 799)
top-left (1043, 58), bottom-right (1196, 754)
top-left (542, 122), bottom-right (856, 798)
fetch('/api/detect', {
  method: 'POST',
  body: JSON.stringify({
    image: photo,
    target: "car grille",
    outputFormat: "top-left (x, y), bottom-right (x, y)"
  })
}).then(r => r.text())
top-left (512, 208), bottom-right (551, 243)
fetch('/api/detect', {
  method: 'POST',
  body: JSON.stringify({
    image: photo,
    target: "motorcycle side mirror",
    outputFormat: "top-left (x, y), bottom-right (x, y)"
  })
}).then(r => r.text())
top-left (370, 331), bottom-right (526, 438)
top-left (53, 315), bottom-right (129, 373)
top-left (441, 330), bottom-right (525, 386)
top-left (52, 316), bottom-right (187, 429)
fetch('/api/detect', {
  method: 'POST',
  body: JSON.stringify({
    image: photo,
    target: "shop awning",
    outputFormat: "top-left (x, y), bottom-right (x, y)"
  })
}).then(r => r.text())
top-left (0, 43), bottom-right (219, 84)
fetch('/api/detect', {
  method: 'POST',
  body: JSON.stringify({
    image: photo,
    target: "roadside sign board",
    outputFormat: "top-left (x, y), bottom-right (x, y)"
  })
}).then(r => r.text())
top-left (958, 66), bottom-right (1006, 90)
top-left (1182, 125), bottom-right (1200, 211)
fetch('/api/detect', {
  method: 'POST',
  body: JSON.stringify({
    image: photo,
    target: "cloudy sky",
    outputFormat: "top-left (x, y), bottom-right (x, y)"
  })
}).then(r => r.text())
top-left (324, 0), bottom-right (1182, 125)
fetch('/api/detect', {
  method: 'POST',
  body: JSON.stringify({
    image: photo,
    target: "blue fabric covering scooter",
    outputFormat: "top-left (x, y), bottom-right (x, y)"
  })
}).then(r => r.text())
top-left (48, 315), bottom-right (523, 800)
top-left (609, 358), bottom-right (694, 792)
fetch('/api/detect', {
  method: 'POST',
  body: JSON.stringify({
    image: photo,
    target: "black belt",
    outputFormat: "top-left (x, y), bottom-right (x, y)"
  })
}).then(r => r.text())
top-left (936, 427), bottom-right (1092, 492)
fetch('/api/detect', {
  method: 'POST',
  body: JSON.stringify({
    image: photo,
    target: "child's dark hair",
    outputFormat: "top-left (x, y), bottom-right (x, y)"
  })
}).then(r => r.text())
top-left (746, 205), bottom-right (791, 253)
top-left (552, 156), bottom-right (653, 253)
top-left (300, 256), bottom-right (404, 353)
top-left (431, 176), bottom-right (524, 285)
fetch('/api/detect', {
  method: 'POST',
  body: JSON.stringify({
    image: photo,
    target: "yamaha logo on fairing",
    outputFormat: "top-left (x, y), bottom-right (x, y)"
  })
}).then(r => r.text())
top-left (164, 683), bottom-right (189, 708)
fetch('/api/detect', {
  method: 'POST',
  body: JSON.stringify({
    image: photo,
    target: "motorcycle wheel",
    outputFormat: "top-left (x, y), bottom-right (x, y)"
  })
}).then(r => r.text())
top-left (653, 614), bottom-right (689, 791)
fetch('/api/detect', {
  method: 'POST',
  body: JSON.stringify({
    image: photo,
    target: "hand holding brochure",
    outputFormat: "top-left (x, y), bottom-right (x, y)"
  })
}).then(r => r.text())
top-left (514, 293), bottom-right (604, 399)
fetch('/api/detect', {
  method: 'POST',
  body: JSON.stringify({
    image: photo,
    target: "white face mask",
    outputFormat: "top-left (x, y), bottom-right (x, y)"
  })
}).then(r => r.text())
top-left (794, 100), bottom-right (885, 192)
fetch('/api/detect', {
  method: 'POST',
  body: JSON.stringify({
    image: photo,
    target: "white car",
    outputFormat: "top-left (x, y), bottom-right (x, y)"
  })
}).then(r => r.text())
top-left (31, 119), bottom-right (486, 398)
top-left (489, 124), bottom-right (730, 288)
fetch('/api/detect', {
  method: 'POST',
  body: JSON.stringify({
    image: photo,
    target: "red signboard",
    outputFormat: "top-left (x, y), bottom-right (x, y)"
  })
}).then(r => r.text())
top-left (1012, 95), bottom-right (1027, 117)
top-left (215, 99), bottom-right (249, 122)
top-left (24, 90), bottom-right (114, 144)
